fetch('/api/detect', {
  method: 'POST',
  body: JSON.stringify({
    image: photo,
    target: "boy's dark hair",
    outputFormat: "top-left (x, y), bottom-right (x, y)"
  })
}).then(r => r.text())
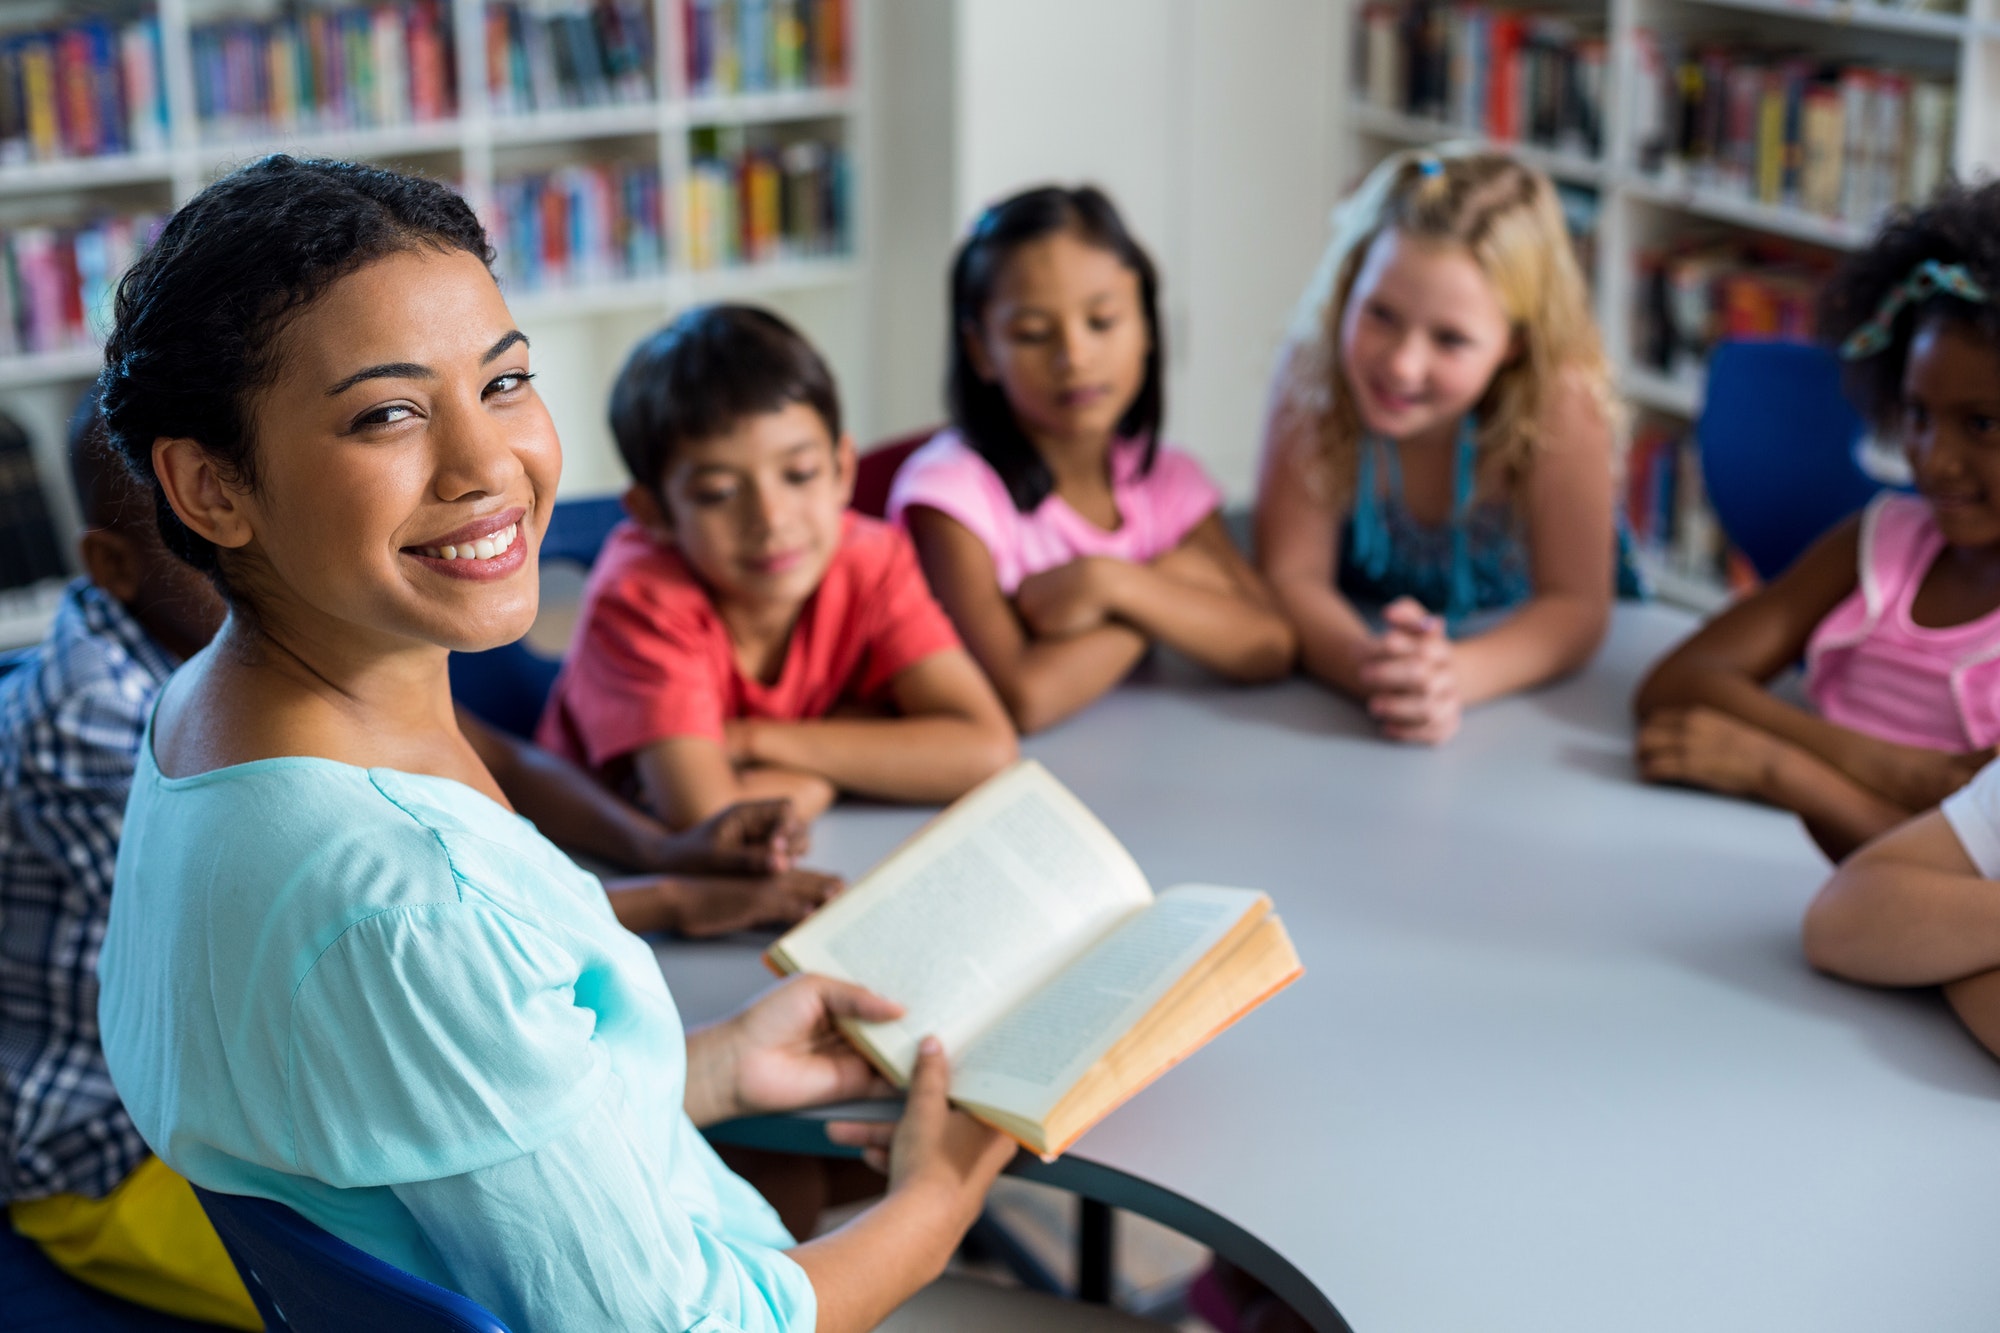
top-left (610, 304), bottom-right (842, 492)
top-left (66, 382), bottom-right (140, 532)
top-left (1821, 178), bottom-right (2000, 427)
top-left (96, 155), bottom-right (493, 584)
top-left (947, 184), bottom-right (1165, 514)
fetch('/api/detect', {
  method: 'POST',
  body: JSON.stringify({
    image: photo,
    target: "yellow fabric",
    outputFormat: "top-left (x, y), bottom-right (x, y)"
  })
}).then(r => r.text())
top-left (9, 1154), bottom-right (262, 1329)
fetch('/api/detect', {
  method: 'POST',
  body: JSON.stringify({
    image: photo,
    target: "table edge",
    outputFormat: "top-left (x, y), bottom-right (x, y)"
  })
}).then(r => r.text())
top-left (703, 1111), bottom-right (1355, 1333)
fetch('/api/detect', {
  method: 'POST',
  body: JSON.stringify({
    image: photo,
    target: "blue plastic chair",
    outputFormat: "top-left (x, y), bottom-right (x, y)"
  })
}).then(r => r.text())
top-left (1696, 340), bottom-right (1885, 582)
top-left (191, 1186), bottom-right (511, 1333)
top-left (2, 1218), bottom-right (222, 1332)
top-left (448, 495), bottom-right (627, 738)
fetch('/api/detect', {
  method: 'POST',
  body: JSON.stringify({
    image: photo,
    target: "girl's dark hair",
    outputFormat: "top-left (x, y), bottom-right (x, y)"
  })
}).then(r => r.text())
top-left (1821, 178), bottom-right (2000, 427)
top-left (97, 155), bottom-right (493, 579)
top-left (947, 185), bottom-right (1164, 513)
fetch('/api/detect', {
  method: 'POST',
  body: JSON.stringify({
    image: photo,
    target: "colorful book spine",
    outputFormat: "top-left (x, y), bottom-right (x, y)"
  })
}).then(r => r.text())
top-left (189, 3), bottom-right (455, 142)
top-left (486, 1), bottom-right (654, 115)
top-left (686, 0), bottom-right (848, 96)
top-left (680, 131), bottom-right (847, 269)
top-left (1355, 2), bottom-right (1604, 158)
top-left (1631, 31), bottom-right (1952, 224)
top-left (1631, 238), bottom-right (1833, 381)
top-left (0, 212), bottom-right (166, 357)
top-left (489, 163), bottom-right (665, 294)
top-left (0, 16), bottom-right (164, 164)
top-left (1623, 424), bottom-right (1734, 587)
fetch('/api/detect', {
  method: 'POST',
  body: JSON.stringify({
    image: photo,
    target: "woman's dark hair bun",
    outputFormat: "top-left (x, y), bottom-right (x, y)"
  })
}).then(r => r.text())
top-left (97, 155), bottom-right (493, 579)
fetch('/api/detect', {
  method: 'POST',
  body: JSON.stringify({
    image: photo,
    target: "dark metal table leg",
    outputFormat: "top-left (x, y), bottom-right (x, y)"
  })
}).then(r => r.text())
top-left (1076, 1197), bottom-right (1115, 1304)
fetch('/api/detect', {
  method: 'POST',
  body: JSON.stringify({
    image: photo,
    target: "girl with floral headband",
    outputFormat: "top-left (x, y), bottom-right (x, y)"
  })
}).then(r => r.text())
top-left (1256, 148), bottom-right (1631, 745)
top-left (1639, 179), bottom-right (2000, 861)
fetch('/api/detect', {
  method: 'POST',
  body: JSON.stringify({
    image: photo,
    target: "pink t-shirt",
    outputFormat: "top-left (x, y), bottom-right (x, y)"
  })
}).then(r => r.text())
top-left (1804, 492), bottom-right (2000, 752)
top-left (885, 430), bottom-right (1224, 594)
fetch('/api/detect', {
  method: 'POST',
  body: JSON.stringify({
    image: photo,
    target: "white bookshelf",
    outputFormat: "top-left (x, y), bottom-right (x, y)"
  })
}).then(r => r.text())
top-left (1345, 0), bottom-right (1997, 605)
top-left (0, 0), bottom-right (869, 647)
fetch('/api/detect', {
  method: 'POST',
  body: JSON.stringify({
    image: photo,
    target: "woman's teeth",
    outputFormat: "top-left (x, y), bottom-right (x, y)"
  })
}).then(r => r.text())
top-left (419, 523), bottom-right (518, 562)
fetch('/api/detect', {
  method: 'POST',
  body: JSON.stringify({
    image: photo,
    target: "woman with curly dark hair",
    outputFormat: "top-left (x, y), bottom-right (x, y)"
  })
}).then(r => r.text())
top-left (1635, 179), bottom-right (2000, 863)
top-left (89, 156), bottom-right (1042, 1332)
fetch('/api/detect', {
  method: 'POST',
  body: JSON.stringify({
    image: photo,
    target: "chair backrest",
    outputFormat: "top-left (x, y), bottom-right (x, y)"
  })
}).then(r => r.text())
top-left (191, 1186), bottom-right (512, 1333)
top-left (539, 494), bottom-right (627, 568)
top-left (448, 495), bottom-right (626, 738)
top-left (1696, 340), bottom-right (1883, 582)
top-left (851, 428), bottom-right (937, 519)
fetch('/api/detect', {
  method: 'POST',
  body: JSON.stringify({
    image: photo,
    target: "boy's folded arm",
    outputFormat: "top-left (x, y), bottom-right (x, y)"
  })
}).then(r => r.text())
top-left (631, 735), bottom-right (817, 833)
top-left (905, 503), bottom-right (1146, 733)
top-left (735, 650), bottom-right (1018, 802)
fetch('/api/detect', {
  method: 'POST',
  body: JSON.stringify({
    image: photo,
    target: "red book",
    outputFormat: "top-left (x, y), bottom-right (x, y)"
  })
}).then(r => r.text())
top-left (412, 3), bottom-right (448, 119)
top-left (56, 27), bottom-right (99, 156)
top-left (1486, 14), bottom-right (1523, 141)
top-left (55, 231), bottom-right (84, 343)
top-left (539, 185), bottom-right (568, 283)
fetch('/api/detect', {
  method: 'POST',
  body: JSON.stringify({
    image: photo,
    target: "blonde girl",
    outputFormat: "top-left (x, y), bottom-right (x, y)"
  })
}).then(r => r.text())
top-left (1255, 148), bottom-right (1627, 743)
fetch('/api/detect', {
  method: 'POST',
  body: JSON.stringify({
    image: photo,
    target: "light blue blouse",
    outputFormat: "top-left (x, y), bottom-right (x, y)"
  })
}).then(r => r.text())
top-left (97, 730), bottom-right (815, 1333)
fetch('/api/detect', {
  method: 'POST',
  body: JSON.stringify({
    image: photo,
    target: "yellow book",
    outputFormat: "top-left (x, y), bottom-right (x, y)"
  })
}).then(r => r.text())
top-left (1756, 78), bottom-right (1786, 205)
top-left (21, 42), bottom-right (56, 162)
top-left (766, 761), bottom-right (1304, 1160)
top-left (1800, 89), bottom-right (1843, 219)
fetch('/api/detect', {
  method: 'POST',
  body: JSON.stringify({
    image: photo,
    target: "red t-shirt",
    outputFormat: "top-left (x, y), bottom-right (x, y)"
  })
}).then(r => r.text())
top-left (537, 512), bottom-right (963, 777)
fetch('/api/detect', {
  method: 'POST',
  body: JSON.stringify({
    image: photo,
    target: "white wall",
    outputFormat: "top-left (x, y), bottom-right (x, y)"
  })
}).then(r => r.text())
top-left (863, 0), bottom-right (1348, 501)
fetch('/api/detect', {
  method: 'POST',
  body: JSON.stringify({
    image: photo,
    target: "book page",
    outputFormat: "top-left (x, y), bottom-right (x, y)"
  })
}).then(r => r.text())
top-left (769, 762), bottom-right (1154, 1075)
top-left (949, 885), bottom-right (1266, 1122)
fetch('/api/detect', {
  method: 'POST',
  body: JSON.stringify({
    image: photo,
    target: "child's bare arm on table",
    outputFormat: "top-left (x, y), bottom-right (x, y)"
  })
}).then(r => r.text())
top-left (457, 711), bottom-right (837, 931)
top-left (906, 504), bottom-right (1149, 735)
top-left (1804, 810), bottom-right (2000, 1056)
top-left (1637, 704), bottom-right (1913, 861)
top-left (720, 650), bottom-right (1018, 803)
top-left (1254, 351), bottom-right (1381, 698)
top-left (1443, 373), bottom-right (1618, 705)
top-left (1013, 514), bottom-right (1297, 682)
top-left (634, 736), bottom-right (838, 832)
top-left (1634, 517), bottom-right (1993, 811)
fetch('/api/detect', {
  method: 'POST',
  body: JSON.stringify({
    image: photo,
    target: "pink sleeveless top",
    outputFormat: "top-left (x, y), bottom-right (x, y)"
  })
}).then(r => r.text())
top-left (1803, 492), bottom-right (2000, 752)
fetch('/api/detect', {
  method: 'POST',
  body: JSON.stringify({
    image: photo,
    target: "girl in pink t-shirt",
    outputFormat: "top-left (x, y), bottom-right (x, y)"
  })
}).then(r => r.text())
top-left (1637, 180), bottom-right (2000, 860)
top-left (890, 185), bottom-right (1295, 733)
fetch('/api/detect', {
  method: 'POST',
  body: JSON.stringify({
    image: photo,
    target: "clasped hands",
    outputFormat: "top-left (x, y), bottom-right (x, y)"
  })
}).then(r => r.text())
top-left (1358, 596), bottom-right (1462, 745)
top-left (614, 798), bottom-right (840, 938)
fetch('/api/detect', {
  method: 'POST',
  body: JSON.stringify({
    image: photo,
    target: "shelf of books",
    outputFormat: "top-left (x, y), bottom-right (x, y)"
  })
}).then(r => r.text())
top-left (1348, 0), bottom-right (1988, 608)
top-left (0, 0), bottom-right (863, 647)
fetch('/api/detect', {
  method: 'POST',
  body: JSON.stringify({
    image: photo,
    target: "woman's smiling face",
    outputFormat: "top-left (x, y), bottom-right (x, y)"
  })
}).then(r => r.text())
top-left (220, 246), bottom-right (559, 653)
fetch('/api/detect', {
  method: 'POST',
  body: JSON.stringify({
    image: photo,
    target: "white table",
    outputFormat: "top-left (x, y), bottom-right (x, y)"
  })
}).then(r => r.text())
top-left (658, 604), bottom-right (2000, 1332)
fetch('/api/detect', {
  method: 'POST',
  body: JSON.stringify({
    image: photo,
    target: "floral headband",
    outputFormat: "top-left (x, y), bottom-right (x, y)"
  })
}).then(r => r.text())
top-left (1839, 259), bottom-right (1990, 360)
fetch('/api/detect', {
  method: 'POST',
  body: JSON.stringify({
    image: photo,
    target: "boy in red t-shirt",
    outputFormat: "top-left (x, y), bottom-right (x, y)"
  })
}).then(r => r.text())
top-left (539, 304), bottom-right (1017, 828)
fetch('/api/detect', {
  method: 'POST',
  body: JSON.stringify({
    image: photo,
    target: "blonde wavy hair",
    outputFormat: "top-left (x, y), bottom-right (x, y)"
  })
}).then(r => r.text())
top-left (1279, 146), bottom-right (1618, 507)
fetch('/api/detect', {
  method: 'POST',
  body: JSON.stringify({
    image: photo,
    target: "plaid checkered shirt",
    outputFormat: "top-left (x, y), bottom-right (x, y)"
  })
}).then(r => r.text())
top-left (1, 580), bottom-right (176, 1202)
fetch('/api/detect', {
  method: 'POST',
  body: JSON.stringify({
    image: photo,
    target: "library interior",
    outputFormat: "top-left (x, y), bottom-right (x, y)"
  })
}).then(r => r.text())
top-left (4, 2), bottom-right (2000, 1332)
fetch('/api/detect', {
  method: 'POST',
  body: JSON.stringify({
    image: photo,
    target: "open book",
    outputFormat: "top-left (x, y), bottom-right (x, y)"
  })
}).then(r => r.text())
top-left (766, 761), bottom-right (1303, 1159)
